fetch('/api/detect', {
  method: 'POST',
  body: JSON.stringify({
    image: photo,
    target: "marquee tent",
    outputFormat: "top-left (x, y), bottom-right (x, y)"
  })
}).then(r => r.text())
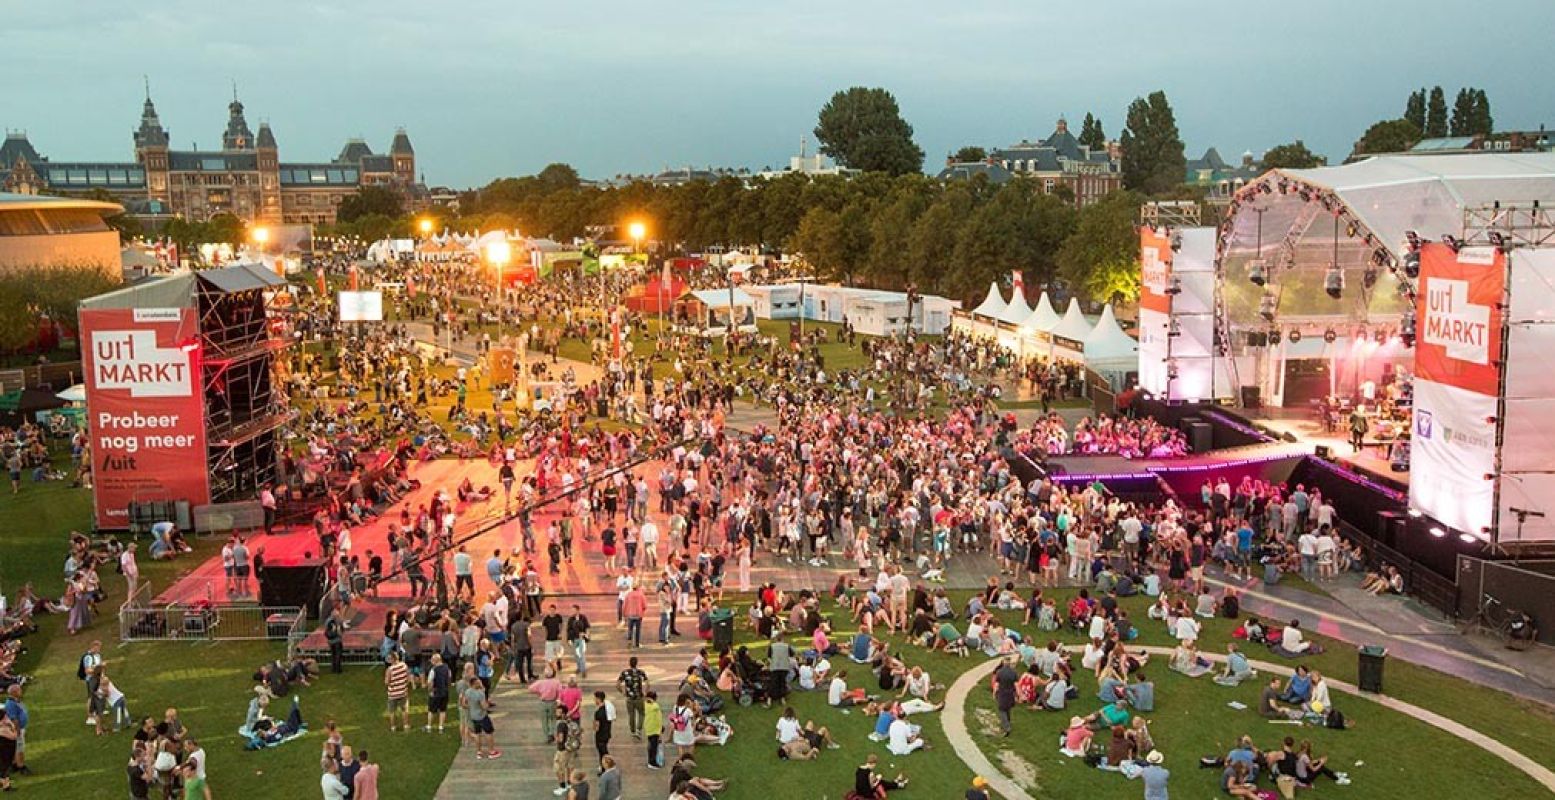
top-left (999, 288), bottom-right (1033, 326)
top-left (1051, 297), bottom-right (1093, 342)
top-left (1021, 291), bottom-right (1061, 333)
top-left (1083, 304), bottom-right (1139, 386)
top-left (971, 283), bottom-right (1007, 320)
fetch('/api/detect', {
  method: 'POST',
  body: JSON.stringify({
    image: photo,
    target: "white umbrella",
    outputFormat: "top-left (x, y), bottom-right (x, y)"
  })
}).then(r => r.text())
top-left (56, 384), bottom-right (87, 403)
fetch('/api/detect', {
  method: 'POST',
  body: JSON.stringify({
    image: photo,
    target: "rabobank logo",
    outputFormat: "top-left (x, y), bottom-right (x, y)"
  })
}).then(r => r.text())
top-left (91, 330), bottom-right (193, 397)
top-left (1415, 410), bottom-right (1433, 440)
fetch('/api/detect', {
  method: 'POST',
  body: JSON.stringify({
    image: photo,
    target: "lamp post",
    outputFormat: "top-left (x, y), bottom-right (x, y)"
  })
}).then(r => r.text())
top-left (487, 239), bottom-right (512, 342)
top-left (628, 221), bottom-right (652, 330)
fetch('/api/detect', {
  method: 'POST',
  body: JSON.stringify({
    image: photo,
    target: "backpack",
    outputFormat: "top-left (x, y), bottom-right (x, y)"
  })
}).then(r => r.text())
top-left (671, 708), bottom-right (691, 732)
top-left (564, 722), bottom-right (582, 752)
top-left (77, 654), bottom-right (89, 680)
top-left (1325, 707), bottom-right (1347, 730)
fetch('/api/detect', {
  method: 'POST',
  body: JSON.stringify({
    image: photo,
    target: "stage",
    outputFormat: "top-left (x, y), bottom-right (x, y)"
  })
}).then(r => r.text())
top-left (1244, 407), bottom-right (1409, 492)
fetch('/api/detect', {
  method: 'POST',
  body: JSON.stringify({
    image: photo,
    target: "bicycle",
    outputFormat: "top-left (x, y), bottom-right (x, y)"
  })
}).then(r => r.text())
top-left (1458, 594), bottom-right (1520, 647)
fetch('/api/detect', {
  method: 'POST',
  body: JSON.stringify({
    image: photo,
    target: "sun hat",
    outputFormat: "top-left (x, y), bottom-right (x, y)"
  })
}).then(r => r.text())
top-left (1068, 715), bottom-right (1085, 727)
top-left (1146, 750), bottom-right (1164, 764)
top-left (971, 776), bottom-right (989, 788)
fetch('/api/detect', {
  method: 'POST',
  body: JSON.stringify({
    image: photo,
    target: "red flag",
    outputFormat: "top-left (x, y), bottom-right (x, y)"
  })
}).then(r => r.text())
top-left (1011, 269), bottom-right (1025, 297)
top-left (349, 264), bottom-right (359, 291)
top-left (611, 308), bottom-right (623, 361)
top-left (315, 267), bottom-right (326, 295)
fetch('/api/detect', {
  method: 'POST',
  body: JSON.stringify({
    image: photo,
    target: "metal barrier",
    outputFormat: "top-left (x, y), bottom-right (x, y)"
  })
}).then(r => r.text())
top-left (1456, 556), bottom-right (1555, 645)
top-left (1343, 524), bottom-right (1458, 617)
top-left (285, 608), bottom-right (311, 661)
top-left (120, 600), bottom-right (303, 643)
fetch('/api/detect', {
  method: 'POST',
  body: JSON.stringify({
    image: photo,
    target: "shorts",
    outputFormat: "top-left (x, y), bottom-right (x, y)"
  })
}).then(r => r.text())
top-left (386, 696), bottom-right (409, 713)
top-left (223, 565), bottom-right (235, 577)
top-left (488, 631), bottom-right (507, 644)
top-left (553, 749), bottom-right (575, 774)
top-left (470, 716), bottom-right (494, 735)
top-left (235, 565), bottom-right (251, 578)
top-left (428, 695), bottom-right (449, 713)
top-left (803, 730), bottom-right (823, 749)
top-left (1190, 566), bottom-right (1204, 580)
top-left (545, 641), bottom-right (564, 661)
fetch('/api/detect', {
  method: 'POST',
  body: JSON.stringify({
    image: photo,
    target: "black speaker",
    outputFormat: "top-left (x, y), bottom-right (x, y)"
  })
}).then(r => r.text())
top-left (1184, 421), bottom-right (1213, 453)
top-left (1241, 386), bottom-right (1262, 409)
top-left (260, 562), bottom-right (325, 618)
top-left (1315, 445), bottom-right (1332, 459)
top-left (1376, 510), bottom-right (1403, 547)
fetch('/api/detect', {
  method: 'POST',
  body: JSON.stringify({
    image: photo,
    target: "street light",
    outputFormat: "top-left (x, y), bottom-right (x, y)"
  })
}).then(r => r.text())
top-left (419, 218), bottom-right (433, 236)
top-left (251, 226), bottom-right (270, 247)
top-left (487, 239), bottom-right (512, 341)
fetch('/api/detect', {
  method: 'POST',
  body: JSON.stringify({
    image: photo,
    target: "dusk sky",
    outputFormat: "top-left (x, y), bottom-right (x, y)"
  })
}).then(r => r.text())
top-left (10, 0), bottom-right (1552, 188)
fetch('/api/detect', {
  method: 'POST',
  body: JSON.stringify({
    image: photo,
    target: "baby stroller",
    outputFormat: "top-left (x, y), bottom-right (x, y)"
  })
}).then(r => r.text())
top-left (737, 668), bottom-right (779, 707)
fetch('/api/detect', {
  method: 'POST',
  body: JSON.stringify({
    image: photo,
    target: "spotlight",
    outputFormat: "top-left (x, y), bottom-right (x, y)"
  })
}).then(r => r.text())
top-left (1165, 276), bottom-right (1182, 295)
top-left (1260, 182), bottom-right (1273, 195)
top-left (1277, 179), bottom-right (1290, 195)
top-left (1269, 326), bottom-right (1282, 344)
top-left (1167, 319), bottom-right (1182, 337)
top-left (1323, 328), bottom-right (1337, 343)
top-left (1429, 526), bottom-right (1446, 538)
top-left (1407, 508), bottom-right (1422, 518)
top-left (1289, 329), bottom-right (1302, 344)
top-left (1171, 233), bottom-right (1182, 252)
top-left (1346, 222), bottom-right (1359, 238)
top-left (1324, 264), bottom-right (1344, 299)
top-left (1442, 234), bottom-right (1462, 253)
top-left (1457, 533), bottom-right (1477, 544)
top-left (1405, 230), bottom-right (1421, 252)
top-left (1248, 259), bottom-right (1268, 286)
top-left (1166, 360), bottom-right (1180, 379)
top-left (1403, 251), bottom-right (1421, 278)
top-left (1488, 231), bottom-right (1510, 252)
top-left (1401, 307), bottom-right (1416, 347)
top-left (1362, 267), bottom-right (1378, 289)
top-left (1258, 291), bottom-right (1278, 322)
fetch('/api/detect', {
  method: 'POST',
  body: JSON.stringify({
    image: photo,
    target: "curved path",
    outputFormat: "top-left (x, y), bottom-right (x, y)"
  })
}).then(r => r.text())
top-left (942, 646), bottom-right (1555, 800)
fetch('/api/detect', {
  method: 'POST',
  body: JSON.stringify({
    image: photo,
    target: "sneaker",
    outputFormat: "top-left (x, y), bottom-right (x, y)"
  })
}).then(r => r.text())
top-left (646, 763), bottom-right (661, 770)
top-left (1336, 776), bottom-right (1351, 786)
top-left (475, 752), bottom-right (488, 760)
top-left (553, 787), bottom-right (569, 796)
top-left (826, 742), bottom-right (841, 749)
top-left (487, 750), bottom-right (502, 759)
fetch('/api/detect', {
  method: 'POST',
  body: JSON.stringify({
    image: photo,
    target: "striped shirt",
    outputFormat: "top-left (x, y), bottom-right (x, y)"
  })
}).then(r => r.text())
top-left (384, 662), bottom-right (411, 699)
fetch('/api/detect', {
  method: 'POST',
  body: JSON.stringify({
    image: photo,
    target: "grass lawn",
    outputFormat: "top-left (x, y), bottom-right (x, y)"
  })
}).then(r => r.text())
top-left (694, 588), bottom-right (1554, 800)
top-left (0, 462), bottom-right (458, 799)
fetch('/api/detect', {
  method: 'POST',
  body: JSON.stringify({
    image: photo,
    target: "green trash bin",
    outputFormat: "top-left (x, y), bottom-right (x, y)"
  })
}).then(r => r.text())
top-left (1358, 645), bottom-right (1386, 693)
top-left (711, 608), bottom-right (735, 652)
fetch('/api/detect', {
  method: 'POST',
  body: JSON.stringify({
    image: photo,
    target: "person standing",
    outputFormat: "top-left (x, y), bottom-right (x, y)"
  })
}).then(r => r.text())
top-left (353, 749), bottom-right (380, 800)
top-left (616, 657), bottom-right (648, 740)
top-left (621, 583), bottom-right (646, 649)
top-left (591, 691), bottom-right (615, 765)
top-left (80, 640), bottom-right (104, 724)
top-left (464, 676), bottom-right (499, 759)
top-left (453, 547), bottom-right (474, 599)
top-left (4, 686), bottom-right (25, 776)
top-left (993, 658), bottom-right (1017, 738)
top-left (321, 757), bottom-right (349, 800)
top-left (384, 652), bottom-right (411, 732)
top-left (425, 653), bottom-right (451, 733)
top-left (597, 754), bottom-right (621, 800)
top-left (553, 707), bottom-right (579, 797)
top-left (567, 605), bottom-right (591, 678)
top-left (642, 691), bottom-right (663, 769)
top-left (542, 604), bottom-right (566, 675)
top-left (260, 484), bottom-right (277, 534)
top-left (1141, 749), bottom-right (1170, 799)
top-left (120, 543), bottom-right (141, 599)
top-left (325, 607), bottom-right (345, 674)
top-left (231, 537), bottom-right (251, 597)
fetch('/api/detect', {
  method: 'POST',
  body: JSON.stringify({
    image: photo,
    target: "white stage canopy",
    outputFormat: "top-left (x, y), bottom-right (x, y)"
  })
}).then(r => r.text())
top-left (1051, 297), bottom-right (1093, 342)
top-left (998, 288), bottom-right (1033, 325)
top-left (971, 283), bottom-right (1007, 319)
top-left (1021, 291), bottom-right (1061, 333)
top-left (1084, 305), bottom-right (1139, 384)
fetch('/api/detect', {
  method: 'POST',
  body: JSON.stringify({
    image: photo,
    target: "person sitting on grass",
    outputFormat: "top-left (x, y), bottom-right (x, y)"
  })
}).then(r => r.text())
top-left (1213, 643), bottom-right (1256, 686)
top-left (1304, 671), bottom-right (1332, 715)
top-left (849, 631), bottom-right (882, 664)
top-left (854, 752), bottom-right (908, 798)
top-left (1224, 761), bottom-right (1263, 799)
top-left (928, 620), bottom-right (966, 655)
top-left (1277, 666), bottom-right (1313, 704)
top-left (1101, 724), bottom-right (1134, 769)
top-left (1015, 663), bottom-right (1048, 708)
top-left (668, 754), bottom-right (726, 799)
top-left (1272, 619), bottom-right (1322, 657)
top-left (775, 706), bottom-right (838, 753)
top-left (1168, 641), bottom-right (1211, 678)
top-left (1084, 698), bottom-right (1132, 731)
top-left (1258, 677), bottom-right (1302, 721)
top-left (1361, 565), bottom-right (1404, 596)
top-left (1061, 715), bottom-right (1093, 757)
top-left (1296, 739), bottom-right (1350, 786)
top-left (887, 714), bottom-right (928, 755)
top-left (828, 670), bottom-right (872, 708)
top-left (1039, 671), bottom-right (1074, 711)
top-left (1125, 673), bottom-right (1155, 712)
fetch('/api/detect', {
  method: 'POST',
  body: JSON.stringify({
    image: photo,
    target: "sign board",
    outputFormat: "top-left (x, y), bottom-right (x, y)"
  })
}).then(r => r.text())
top-left (338, 290), bottom-right (384, 322)
top-left (78, 307), bottom-right (209, 529)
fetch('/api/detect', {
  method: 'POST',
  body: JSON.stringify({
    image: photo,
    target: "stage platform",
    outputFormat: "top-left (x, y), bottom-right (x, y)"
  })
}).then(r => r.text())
top-left (1241, 408), bottom-right (1409, 492)
top-left (1045, 440), bottom-right (1308, 481)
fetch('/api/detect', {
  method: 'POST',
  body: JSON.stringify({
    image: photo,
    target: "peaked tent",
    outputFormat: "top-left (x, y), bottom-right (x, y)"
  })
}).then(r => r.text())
top-left (999, 288), bottom-right (1033, 326)
top-left (1051, 298), bottom-right (1094, 342)
top-left (971, 283), bottom-right (1007, 320)
top-left (1021, 291), bottom-right (1061, 333)
top-left (1083, 305), bottom-right (1139, 386)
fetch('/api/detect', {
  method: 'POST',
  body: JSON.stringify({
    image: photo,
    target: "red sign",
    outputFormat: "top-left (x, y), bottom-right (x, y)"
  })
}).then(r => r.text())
top-left (1414, 243), bottom-right (1504, 397)
top-left (79, 307), bottom-right (209, 528)
top-left (1139, 228), bottom-right (1172, 315)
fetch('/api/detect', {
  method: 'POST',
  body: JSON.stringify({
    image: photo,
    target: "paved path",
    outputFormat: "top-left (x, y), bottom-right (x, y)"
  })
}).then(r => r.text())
top-left (942, 646), bottom-right (1555, 800)
top-left (434, 593), bottom-right (702, 800)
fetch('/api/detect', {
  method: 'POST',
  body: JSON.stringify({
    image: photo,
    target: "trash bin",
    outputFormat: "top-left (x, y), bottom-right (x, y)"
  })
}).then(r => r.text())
top-left (711, 608), bottom-right (735, 652)
top-left (1358, 645), bottom-right (1387, 693)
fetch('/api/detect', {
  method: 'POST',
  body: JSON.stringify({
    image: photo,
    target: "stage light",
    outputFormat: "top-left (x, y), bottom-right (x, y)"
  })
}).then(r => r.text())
top-left (1442, 234), bottom-right (1462, 253)
top-left (1458, 533), bottom-right (1478, 544)
top-left (1171, 233), bottom-right (1182, 252)
top-left (1401, 307), bottom-right (1416, 347)
top-left (1407, 508), bottom-right (1422, 518)
top-left (1403, 251), bottom-right (1421, 278)
top-left (1166, 360), bottom-right (1180, 379)
top-left (1324, 264), bottom-right (1344, 299)
top-left (1405, 230), bottom-right (1421, 251)
top-left (1258, 291), bottom-right (1278, 322)
top-left (1488, 231), bottom-right (1510, 252)
top-left (1288, 329), bottom-right (1302, 344)
top-left (1248, 259), bottom-right (1268, 286)
top-left (1323, 328), bottom-right (1337, 343)
top-left (1260, 182), bottom-right (1272, 195)
top-left (1167, 319), bottom-right (1182, 337)
top-left (1429, 526), bottom-right (1446, 538)
top-left (1362, 267), bottom-right (1378, 289)
top-left (1165, 276), bottom-right (1182, 295)
top-left (1269, 326), bottom-right (1282, 345)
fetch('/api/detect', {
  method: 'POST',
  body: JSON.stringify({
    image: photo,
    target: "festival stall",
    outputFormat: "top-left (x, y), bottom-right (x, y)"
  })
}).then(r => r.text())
top-left (1083, 305), bottom-right (1140, 389)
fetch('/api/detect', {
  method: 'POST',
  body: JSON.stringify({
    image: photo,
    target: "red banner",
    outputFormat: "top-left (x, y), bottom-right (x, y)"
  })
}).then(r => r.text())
top-left (1415, 243), bottom-right (1504, 397)
top-left (79, 308), bottom-right (210, 528)
top-left (1139, 228), bottom-right (1172, 315)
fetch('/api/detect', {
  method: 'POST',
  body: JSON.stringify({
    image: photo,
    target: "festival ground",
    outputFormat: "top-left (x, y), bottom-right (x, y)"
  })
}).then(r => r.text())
top-left (1247, 407), bottom-right (1409, 489)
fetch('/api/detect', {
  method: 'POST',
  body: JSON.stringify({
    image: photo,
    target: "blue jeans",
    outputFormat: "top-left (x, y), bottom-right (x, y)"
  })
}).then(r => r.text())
top-left (1301, 554), bottom-right (1316, 581)
top-left (626, 617), bottom-right (642, 648)
top-left (658, 611), bottom-right (672, 644)
top-left (573, 639), bottom-right (588, 675)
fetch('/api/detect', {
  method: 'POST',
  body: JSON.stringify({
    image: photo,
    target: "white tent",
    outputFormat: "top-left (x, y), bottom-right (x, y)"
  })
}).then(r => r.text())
top-left (998, 288), bottom-right (1033, 325)
top-left (1050, 298), bottom-right (1094, 342)
top-left (1083, 305), bottom-right (1139, 385)
top-left (1021, 291), bottom-right (1061, 332)
top-left (971, 283), bottom-right (1007, 320)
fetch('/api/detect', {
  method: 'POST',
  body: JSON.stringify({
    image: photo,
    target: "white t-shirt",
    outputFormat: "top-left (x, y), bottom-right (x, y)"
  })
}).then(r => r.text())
top-left (1298, 533), bottom-right (1318, 557)
top-left (775, 716), bottom-right (803, 744)
top-left (1087, 615), bottom-right (1107, 641)
top-left (828, 677), bottom-right (847, 706)
top-left (1175, 617), bottom-right (1201, 642)
top-left (888, 718), bottom-right (919, 754)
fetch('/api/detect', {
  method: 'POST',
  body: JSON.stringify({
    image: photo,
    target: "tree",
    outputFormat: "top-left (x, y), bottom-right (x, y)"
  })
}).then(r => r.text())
top-left (1450, 88), bottom-right (1474, 136)
top-left (1119, 91), bottom-right (1186, 196)
top-left (336, 185), bottom-right (404, 223)
top-left (1472, 89), bottom-right (1494, 136)
top-left (1425, 86), bottom-right (1448, 138)
top-left (1078, 112), bottom-right (1107, 150)
top-left (535, 163), bottom-right (581, 193)
top-left (813, 87), bottom-right (924, 175)
top-left (1404, 88), bottom-right (1427, 131)
top-left (1351, 119), bottom-right (1422, 158)
top-left (205, 213), bottom-right (247, 246)
top-left (1057, 190), bottom-right (1144, 304)
top-left (0, 275), bottom-right (34, 353)
top-left (1260, 140), bottom-right (1325, 170)
top-left (953, 146), bottom-right (987, 163)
